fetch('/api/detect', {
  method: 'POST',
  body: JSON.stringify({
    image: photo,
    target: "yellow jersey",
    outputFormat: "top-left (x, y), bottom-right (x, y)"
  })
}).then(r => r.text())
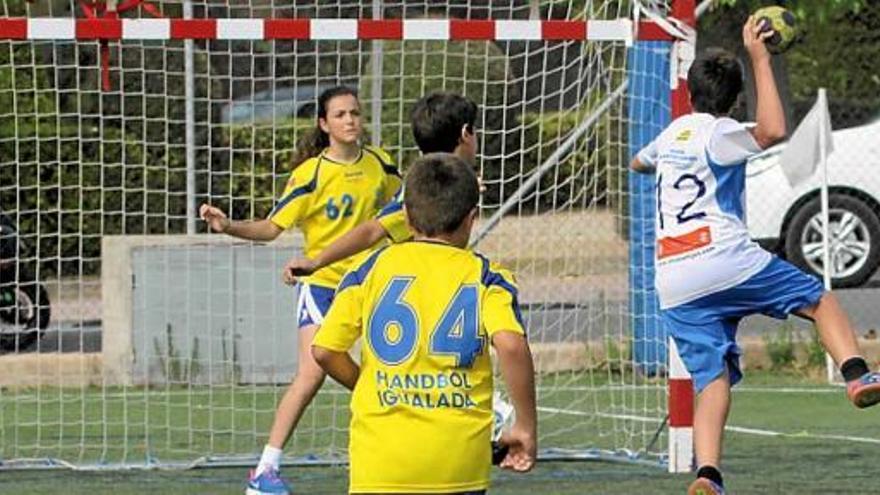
top-left (374, 186), bottom-right (412, 243)
top-left (313, 240), bottom-right (525, 493)
top-left (268, 145), bottom-right (400, 288)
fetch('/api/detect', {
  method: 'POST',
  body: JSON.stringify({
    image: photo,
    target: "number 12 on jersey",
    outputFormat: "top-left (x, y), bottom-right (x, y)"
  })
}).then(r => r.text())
top-left (656, 172), bottom-right (707, 230)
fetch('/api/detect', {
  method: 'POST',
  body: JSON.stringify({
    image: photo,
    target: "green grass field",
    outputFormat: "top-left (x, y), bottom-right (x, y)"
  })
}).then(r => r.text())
top-left (1, 371), bottom-right (878, 494)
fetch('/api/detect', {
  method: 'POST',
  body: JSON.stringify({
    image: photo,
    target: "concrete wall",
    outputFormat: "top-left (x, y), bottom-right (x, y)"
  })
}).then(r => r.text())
top-left (102, 234), bottom-right (304, 385)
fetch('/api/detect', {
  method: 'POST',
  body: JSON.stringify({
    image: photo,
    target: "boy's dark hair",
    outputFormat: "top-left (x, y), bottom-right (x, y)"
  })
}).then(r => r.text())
top-left (687, 48), bottom-right (743, 116)
top-left (404, 153), bottom-right (479, 236)
top-left (410, 92), bottom-right (478, 153)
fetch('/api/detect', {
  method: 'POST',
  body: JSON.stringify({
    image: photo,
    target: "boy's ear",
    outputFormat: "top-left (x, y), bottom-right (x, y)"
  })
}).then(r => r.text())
top-left (457, 207), bottom-right (478, 240)
top-left (403, 204), bottom-right (420, 236)
top-left (466, 207), bottom-right (478, 225)
top-left (460, 124), bottom-right (473, 143)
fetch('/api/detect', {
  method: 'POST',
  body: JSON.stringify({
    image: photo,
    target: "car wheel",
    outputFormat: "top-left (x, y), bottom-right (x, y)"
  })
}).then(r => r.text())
top-left (0, 265), bottom-right (50, 353)
top-left (784, 193), bottom-right (880, 288)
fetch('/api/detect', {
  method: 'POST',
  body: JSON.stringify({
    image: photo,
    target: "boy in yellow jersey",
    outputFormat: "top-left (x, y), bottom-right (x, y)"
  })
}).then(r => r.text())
top-left (312, 153), bottom-right (537, 494)
top-left (289, 92), bottom-right (515, 465)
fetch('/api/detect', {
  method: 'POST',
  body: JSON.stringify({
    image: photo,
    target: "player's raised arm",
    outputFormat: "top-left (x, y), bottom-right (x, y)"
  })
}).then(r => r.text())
top-left (282, 219), bottom-right (388, 285)
top-left (493, 330), bottom-right (537, 472)
top-left (199, 203), bottom-right (283, 242)
top-left (744, 15), bottom-right (786, 149)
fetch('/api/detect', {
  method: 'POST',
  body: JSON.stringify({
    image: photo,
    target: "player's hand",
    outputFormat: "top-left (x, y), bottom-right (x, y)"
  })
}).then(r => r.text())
top-left (282, 257), bottom-right (319, 285)
top-left (199, 203), bottom-right (231, 233)
top-left (498, 422), bottom-right (536, 472)
top-left (743, 15), bottom-right (773, 62)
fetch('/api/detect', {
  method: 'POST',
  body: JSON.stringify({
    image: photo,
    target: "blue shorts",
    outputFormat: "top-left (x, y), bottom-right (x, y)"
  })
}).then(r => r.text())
top-left (662, 257), bottom-right (825, 392)
top-left (296, 283), bottom-right (335, 328)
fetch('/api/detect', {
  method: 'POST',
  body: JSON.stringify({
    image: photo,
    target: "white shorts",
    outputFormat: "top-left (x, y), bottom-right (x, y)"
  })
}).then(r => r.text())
top-left (295, 283), bottom-right (335, 328)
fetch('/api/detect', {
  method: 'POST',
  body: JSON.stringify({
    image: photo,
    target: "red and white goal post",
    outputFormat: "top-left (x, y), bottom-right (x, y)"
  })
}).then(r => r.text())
top-left (0, 0), bottom-right (695, 473)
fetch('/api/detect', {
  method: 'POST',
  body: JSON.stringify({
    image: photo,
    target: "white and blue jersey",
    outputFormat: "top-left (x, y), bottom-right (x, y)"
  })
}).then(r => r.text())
top-left (637, 113), bottom-right (772, 309)
top-left (639, 113), bottom-right (826, 392)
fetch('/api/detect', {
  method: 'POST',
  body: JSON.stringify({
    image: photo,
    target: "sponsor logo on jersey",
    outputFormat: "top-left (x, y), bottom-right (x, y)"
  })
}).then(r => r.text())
top-left (658, 226), bottom-right (712, 259)
top-left (675, 129), bottom-right (693, 142)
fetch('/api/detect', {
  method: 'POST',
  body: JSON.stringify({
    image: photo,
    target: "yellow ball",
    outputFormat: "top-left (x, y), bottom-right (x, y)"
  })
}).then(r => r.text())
top-left (753, 6), bottom-right (799, 54)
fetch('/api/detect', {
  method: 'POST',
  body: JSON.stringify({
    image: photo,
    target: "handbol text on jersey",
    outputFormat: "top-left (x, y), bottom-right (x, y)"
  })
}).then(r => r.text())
top-left (375, 370), bottom-right (475, 390)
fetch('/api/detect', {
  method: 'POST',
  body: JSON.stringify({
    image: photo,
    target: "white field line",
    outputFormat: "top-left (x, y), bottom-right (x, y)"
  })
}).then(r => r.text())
top-left (5, 384), bottom-right (844, 401)
top-left (538, 405), bottom-right (880, 445)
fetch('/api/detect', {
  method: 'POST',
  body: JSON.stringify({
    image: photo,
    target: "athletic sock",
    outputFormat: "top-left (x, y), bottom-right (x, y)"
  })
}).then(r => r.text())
top-left (255, 444), bottom-right (283, 476)
top-left (841, 357), bottom-right (870, 382)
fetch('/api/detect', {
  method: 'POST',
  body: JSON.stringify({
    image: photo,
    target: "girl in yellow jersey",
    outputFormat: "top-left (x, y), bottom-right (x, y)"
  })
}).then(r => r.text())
top-left (198, 86), bottom-right (400, 495)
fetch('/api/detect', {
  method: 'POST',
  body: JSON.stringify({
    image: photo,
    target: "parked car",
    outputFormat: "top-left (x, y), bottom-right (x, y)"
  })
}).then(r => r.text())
top-left (747, 112), bottom-right (880, 287)
top-left (220, 84), bottom-right (335, 124)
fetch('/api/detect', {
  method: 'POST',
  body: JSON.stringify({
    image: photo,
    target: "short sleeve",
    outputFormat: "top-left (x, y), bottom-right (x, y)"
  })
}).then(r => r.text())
top-left (268, 160), bottom-right (318, 229)
top-left (364, 146), bottom-right (403, 207)
top-left (375, 188), bottom-right (412, 243)
top-left (380, 171), bottom-right (402, 207)
top-left (313, 279), bottom-right (364, 352)
top-left (707, 117), bottom-right (762, 166)
top-left (480, 262), bottom-right (525, 338)
top-left (365, 146), bottom-right (396, 171)
top-left (636, 139), bottom-right (659, 167)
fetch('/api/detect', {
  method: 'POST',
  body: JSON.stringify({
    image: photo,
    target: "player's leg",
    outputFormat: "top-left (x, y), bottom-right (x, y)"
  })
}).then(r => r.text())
top-left (744, 257), bottom-right (880, 408)
top-left (266, 323), bottom-right (327, 451)
top-left (663, 306), bottom-right (738, 495)
top-left (694, 370), bottom-right (730, 468)
top-left (797, 292), bottom-right (880, 408)
top-left (248, 324), bottom-right (326, 495)
top-left (720, 256), bottom-right (880, 409)
top-left (689, 369), bottom-right (730, 495)
top-left (248, 285), bottom-right (332, 495)
top-left (797, 291), bottom-right (860, 363)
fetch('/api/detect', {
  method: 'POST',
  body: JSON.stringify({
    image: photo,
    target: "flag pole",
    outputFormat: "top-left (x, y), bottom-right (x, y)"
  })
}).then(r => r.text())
top-left (817, 88), bottom-right (836, 383)
top-left (819, 88), bottom-right (831, 291)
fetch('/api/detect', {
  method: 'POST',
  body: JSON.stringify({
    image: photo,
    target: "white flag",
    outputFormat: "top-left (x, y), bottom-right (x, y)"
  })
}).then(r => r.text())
top-left (780, 91), bottom-right (834, 186)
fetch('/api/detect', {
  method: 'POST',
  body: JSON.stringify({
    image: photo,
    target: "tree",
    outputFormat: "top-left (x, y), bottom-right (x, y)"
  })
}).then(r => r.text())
top-left (712, 0), bottom-right (867, 21)
top-left (700, 0), bottom-right (879, 129)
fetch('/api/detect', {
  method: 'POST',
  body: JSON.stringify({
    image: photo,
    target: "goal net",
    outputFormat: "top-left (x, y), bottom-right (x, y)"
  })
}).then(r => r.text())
top-left (0, 0), bottom-right (685, 471)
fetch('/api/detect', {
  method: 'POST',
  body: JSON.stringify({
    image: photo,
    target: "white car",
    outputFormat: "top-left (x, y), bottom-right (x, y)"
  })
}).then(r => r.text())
top-left (747, 113), bottom-right (880, 287)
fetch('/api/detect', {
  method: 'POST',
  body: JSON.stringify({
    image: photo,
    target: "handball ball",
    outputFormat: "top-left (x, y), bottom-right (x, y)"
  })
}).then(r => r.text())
top-left (753, 6), bottom-right (799, 54)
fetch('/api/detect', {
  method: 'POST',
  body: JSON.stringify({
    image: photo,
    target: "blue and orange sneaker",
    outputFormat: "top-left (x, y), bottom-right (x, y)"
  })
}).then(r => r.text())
top-left (847, 371), bottom-right (880, 408)
top-left (688, 478), bottom-right (725, 495)
top-left (246, 467), bottom-right (291, 495)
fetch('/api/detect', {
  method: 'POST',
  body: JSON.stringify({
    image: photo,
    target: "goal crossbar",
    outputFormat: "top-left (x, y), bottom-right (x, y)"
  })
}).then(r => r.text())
top-left (0, 18), bottom-right (646, 42)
